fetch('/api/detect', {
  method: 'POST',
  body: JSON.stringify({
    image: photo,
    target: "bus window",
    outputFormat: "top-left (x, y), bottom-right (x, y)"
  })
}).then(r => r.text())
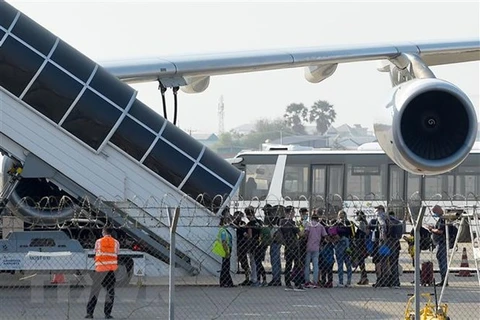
top-left (312, 166), bottom-right (326, 195)
top-left (241, 164), bottom-right (275, 200)
top-left (389, 165), bottom-right (405, 201)
top-left (328, 165), bottom-right (344, 199)
top-left (282, 165), bottom-right (309, 200)
top-left (346, 164), bottom-right (386, 200)
top-left (455, 166), bottom-right (480, 200)
top-left (407, 173), bottom-right (421, 200)
top-left (325, 165), bottom-right (344, 215)
top-left (245, 177), bottom-right (257, 199)
top-left (312, 166), bottom-right (326, 209)
top-left (424, 174), bottom-right (454, 200)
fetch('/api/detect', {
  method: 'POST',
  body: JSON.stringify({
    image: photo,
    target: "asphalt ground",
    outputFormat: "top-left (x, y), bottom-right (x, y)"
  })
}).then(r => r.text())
top-left (0, 240), bottom-right (478, 319)
top-left (0, 271), bottom-right (478, 320)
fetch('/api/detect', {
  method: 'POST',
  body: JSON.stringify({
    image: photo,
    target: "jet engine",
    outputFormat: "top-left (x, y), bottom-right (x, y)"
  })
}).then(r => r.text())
top-left (374, 78), bottom-right (478, 175)
top-left (2, 157), bottom-right (77, 226)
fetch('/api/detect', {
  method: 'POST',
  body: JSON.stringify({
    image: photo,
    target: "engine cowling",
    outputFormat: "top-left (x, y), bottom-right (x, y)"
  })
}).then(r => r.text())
top-left (374, 78), bottom-right (478, 175)
top-left (2, 157), bottom-right (76, 226)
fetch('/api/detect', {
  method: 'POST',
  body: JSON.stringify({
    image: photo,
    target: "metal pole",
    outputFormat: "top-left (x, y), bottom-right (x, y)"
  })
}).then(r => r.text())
top-left (414, 206), bottom-right (426, 318)
top-left (169, 207), bottom-right (180, 320)
top-left (169, 225), bottom-right (175, 320)
top-left (438, 222), bottom-right (450, 305)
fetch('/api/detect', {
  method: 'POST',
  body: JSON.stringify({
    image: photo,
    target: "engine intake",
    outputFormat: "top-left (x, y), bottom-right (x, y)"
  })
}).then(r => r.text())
top-left (400, 89), bottom-right (470, 160)
top-left (374, 78), bottom-right (477, 175)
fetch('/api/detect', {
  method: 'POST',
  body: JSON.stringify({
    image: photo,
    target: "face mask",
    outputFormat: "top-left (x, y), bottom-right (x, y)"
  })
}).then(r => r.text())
top-left (432, 213), bottom-right (439, 218)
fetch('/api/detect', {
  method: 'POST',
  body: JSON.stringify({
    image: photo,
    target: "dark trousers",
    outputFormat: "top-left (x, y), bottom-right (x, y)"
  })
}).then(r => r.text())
top-left (270, 242), bottom-right (282, 284)
top-left (436, 243), bottom-right (448, 282)
top-left (389, 240), bottom-right (401, 286)
top-left (254, 246), bottom-right (267, 282)
top-left (220, 256), bottom-right (234, 287)
top-left (359, 261), bottom-right (368, 281)
top-left (320, 263), bottom-right (334, 285)
top-left (284, 246), bottom-right (296, 286)
top-left (86, 271), bottom-right (116, 316)
top-left (237, 241), bottom-right (250, 279)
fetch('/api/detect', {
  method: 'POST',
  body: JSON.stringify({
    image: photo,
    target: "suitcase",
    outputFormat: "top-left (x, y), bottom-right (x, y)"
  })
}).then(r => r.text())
top-left (421, 261), bottom-right (434, 286)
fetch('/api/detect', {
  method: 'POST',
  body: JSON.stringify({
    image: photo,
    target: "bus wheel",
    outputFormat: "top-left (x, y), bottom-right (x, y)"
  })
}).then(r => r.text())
top-left (115, 257), bottom-right (134, 287)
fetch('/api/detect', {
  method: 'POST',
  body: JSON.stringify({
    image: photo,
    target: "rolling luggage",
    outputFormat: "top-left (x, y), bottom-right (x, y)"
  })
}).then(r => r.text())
top-left (421, 261), bottom-right (434, 286)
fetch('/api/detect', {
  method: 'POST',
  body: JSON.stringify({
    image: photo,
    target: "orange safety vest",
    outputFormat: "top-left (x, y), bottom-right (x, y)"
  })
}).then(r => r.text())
top-left (94, 235), bottom-right (119, 272)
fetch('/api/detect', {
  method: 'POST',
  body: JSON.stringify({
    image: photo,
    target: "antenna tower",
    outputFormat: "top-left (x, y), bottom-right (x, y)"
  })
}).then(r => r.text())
top-left (218, 95), bottom-right (225, 134)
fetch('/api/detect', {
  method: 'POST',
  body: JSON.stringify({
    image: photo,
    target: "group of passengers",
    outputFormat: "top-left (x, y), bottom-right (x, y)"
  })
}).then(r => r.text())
top-left (223, 204), bottom-right (403, 291)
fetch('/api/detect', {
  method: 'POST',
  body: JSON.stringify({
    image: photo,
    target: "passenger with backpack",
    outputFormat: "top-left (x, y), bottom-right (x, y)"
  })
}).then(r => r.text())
top-left (258, 209), bottom-right (273, 286)
top-left (217, 217), bottom-right (235, 287)
top-left (369, 205), bottom-right (390, 288)
top-left (280, 206), bottom-right (304, 291)
top-left (232, 211), bottom-right (250, 286)
top-left (303, 213), bottom-right (327, 288)
top-left (428, 205), bottom-right (448, 287)
top-left (352, 211), bottom-right (370, 285)
top-left (387, 211), bottom-right (402, 288)
top-left (267, 206), bottom-right (284, 286)
top-left (333, 210), bottom-right (353, 287)
top-left (319, 223), bottom-right (335, 288)
top-left (245, 206), bottom-right (265, 286)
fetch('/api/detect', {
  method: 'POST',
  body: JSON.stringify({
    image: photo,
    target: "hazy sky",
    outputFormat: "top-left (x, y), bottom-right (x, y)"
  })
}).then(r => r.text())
top-left (8, 1), bottom-right (480, 134)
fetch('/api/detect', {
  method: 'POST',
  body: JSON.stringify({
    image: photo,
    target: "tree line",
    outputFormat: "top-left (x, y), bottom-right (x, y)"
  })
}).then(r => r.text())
top-left (213, 100), bottom-right (336, 151)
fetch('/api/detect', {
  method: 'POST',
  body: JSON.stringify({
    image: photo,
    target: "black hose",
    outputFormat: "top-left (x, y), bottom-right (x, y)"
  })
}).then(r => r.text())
top-left (158, 82), bottom-right (168, 120)
top-left (173, 87), bottom-right (179, 125)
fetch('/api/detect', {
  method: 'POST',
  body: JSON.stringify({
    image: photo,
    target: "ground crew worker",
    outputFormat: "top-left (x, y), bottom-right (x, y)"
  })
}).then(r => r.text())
top-left (85, 227), bottom-right (119, 319)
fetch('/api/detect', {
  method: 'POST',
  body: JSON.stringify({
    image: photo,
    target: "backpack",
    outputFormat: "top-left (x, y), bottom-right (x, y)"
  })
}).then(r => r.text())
top-left (411, 227), bottom-right (433, 251)
top-left (420, 227), bottom-right (433, 251)
top-left (260, 226), bottom-right (272, 247)
top-left (337, 220), bottom-right (354, 238)
top-left (387, 216), bottom-right (403, 240)
top-left (447, 224), bottom-right (458, 249)
top-left (212, 227), bottom-right (231, 258)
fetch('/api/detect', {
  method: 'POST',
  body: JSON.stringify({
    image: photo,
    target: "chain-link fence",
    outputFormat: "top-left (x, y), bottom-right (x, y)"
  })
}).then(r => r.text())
top-left (0, 194), bottom-right (478, 320)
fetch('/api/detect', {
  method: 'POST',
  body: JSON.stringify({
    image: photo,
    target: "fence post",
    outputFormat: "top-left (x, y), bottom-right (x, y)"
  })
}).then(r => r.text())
top-left (168, 207), bottom-right (180, 320)
top-left (413, 206), bottom-right (426, 318)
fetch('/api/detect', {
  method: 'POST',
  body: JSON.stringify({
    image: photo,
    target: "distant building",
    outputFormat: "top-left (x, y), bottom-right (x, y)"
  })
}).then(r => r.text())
top-left (188, 132), bottom-right (242, 158)
top-left (231, 123), bottom-right (255, 135)
top-left (269, 134), bottom-right (329, 148)
top-left (267, 123), bottom-right (375, 150)
top-left (190, 133), bottom-right (219, 148)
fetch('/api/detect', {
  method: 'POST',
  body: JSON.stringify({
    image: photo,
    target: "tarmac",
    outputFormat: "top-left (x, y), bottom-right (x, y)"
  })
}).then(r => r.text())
top-left (0, 271), bottom-right (478, 320)
top-left (0, 241), bottom-right (478, 319)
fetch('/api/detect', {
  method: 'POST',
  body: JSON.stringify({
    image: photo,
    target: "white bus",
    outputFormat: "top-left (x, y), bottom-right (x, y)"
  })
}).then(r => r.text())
top-left (228, 143), bottom-right (480, 223)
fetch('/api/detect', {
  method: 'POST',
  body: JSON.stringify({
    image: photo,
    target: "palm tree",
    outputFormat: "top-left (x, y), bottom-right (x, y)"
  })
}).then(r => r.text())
top-left (309, 100), bottom-right (336, 135)
top-left (284, 103), bottom-right (308, 134)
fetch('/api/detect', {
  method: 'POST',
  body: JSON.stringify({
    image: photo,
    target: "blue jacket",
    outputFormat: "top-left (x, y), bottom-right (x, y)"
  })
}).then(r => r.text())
top-left (321, 242), bottom-right (335, 265)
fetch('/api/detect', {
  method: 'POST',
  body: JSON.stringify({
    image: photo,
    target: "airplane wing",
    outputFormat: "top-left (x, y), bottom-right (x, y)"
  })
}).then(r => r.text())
top-left (102, 39), bottom-right (480, 91)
